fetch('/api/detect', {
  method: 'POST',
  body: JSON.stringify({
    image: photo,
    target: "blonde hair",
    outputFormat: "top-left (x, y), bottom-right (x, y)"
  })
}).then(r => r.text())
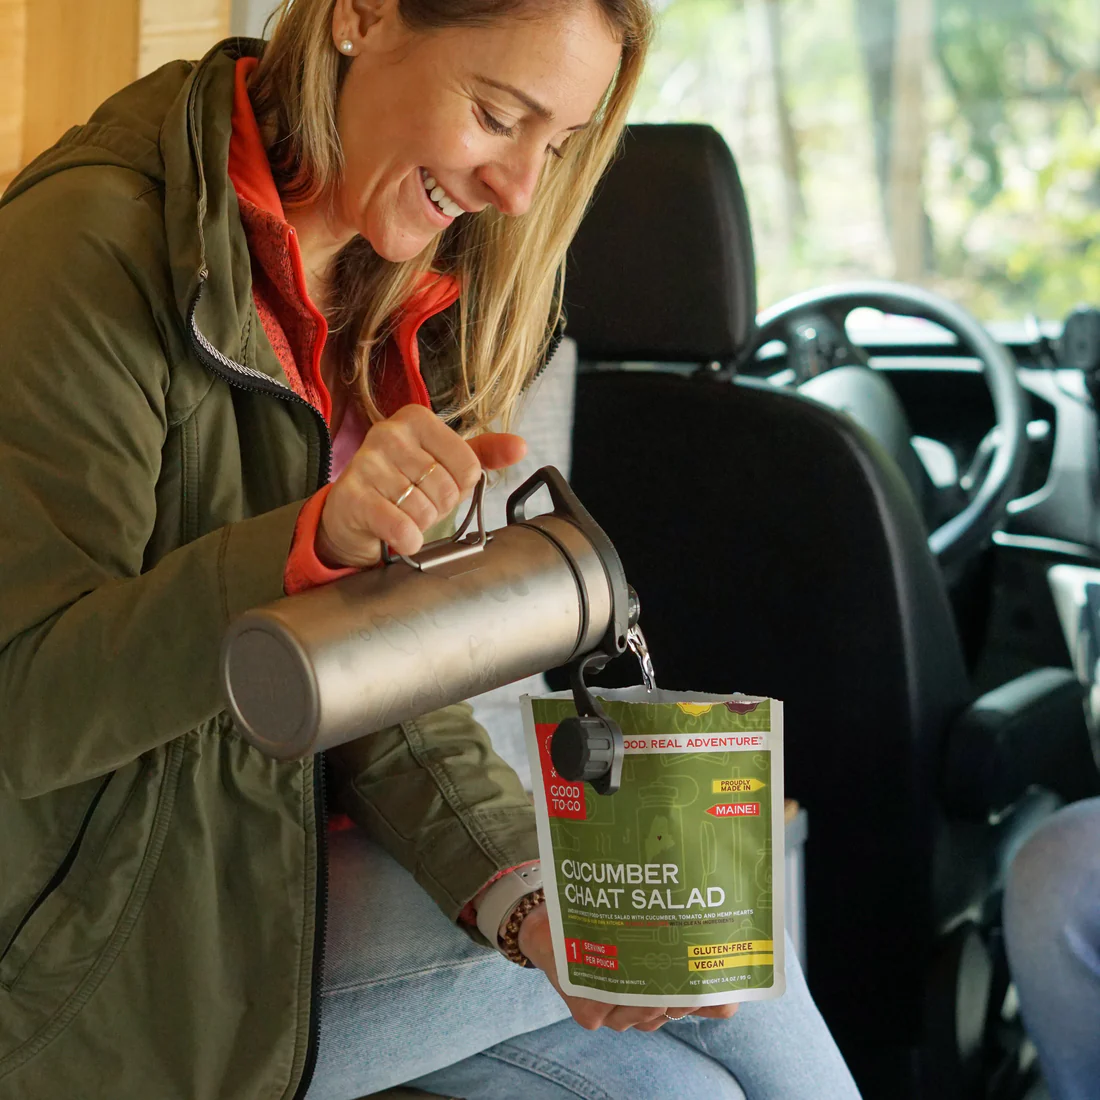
top-left (249, 0), bottom-right (653, 433)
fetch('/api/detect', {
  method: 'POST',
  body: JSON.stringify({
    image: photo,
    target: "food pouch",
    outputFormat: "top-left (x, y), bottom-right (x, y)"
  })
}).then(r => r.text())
top-left (522, 687), bottom-right (785, 1008)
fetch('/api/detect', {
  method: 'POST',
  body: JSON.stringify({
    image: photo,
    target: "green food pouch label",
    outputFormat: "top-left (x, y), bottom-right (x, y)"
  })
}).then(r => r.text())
top-left (523, 688), bottom-right (786, 1008)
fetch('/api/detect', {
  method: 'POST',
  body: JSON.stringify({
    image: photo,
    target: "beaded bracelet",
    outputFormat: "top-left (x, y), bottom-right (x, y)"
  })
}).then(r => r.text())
top-left (496, 888), bottom-right (546, 967)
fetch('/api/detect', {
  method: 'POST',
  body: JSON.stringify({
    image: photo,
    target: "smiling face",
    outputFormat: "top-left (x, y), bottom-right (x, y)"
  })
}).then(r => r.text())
top-left (327, 0), bottom-right (623, 263)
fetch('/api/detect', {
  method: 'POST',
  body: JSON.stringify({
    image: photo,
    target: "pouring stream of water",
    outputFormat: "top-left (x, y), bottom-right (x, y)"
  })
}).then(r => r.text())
top-left (626, 624), bottom-right (657, 692)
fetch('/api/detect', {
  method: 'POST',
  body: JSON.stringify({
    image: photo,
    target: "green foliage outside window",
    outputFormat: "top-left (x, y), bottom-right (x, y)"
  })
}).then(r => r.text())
top-left (631, 0), bottom-right (1100, 320)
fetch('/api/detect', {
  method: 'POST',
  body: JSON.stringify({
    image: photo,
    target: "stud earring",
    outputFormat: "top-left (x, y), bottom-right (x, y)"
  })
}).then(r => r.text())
top-left (339, 38), bottom-right (354, 54)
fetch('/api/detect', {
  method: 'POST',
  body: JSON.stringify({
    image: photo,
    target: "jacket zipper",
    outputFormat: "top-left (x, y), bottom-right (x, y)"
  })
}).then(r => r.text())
top-left (186, 280), bottom-right (331, 1100)
top-left (0, 773), bottom-right (114, 966)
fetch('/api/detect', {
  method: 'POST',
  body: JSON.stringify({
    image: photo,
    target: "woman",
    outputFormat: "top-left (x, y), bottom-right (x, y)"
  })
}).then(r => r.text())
top-left (0, 1), bottom-right (859, 1097)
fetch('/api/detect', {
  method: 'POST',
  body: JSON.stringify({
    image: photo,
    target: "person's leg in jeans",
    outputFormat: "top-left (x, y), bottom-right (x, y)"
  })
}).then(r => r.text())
top-left (1004, 797), bottom-right (1100, 1100)
top-left (304, 828), bottom-right (571, 1098)
top-left (308, 829), bottom-right (857, 1099)
top-left (307, 830), bottom-right (746, 1098)
top-left (412, 933), bottom-right (860, 1100)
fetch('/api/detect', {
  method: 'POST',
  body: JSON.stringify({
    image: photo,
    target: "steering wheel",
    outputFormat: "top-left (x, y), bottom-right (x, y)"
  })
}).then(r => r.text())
top-left (752, 282), bottom-right (1029, 573)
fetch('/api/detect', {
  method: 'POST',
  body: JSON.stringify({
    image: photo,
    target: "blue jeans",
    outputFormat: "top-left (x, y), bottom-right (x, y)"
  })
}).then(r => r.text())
top-left (306, 829), bottom-right (860, 1100)
top-left (1004, 796), bottom-right (1100, 1100)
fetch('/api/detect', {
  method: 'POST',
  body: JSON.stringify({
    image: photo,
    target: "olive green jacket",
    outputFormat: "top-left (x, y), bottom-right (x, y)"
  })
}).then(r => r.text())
top-left (0, 39), bottom-right (537, 1099)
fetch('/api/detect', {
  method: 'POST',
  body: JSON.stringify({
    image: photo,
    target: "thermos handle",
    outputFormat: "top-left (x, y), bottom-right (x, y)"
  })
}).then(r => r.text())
top-left (507, 467), bottom-right (633, 662)
top-left (381, 473), bottom-right (490, 572)
top-left (507, 465), bottom-right (590, 526)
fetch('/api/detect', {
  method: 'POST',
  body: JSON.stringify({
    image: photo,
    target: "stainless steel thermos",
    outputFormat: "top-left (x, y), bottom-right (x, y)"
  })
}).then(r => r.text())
top-left (220, 467), bottom-right (636, 786)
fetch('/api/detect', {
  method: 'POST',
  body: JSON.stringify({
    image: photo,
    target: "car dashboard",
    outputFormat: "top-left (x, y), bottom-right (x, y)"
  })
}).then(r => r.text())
top-left (752, 317), bottom-right (1100, 684)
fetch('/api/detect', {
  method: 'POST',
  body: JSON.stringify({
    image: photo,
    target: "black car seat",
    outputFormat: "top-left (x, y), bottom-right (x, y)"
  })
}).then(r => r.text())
top-left (555, 123), bottom-right (1071, 1100)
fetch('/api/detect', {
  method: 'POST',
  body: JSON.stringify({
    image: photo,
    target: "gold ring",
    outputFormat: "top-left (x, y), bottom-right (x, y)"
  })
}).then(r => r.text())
top-left (395, 464), bottom-right (437, 509)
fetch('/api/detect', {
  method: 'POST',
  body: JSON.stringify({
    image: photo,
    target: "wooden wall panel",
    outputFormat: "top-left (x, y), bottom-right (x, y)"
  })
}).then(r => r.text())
top-left (139, 0), bottom-right (231, 76)
top-left (3, 0), bottom-right (232, 186)
top-left (22, 0), bottom-right (140, 165)
top-left (0, 0), bottom-right (27, 188)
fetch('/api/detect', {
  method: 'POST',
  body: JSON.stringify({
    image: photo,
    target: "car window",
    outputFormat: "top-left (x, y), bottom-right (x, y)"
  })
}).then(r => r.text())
top-left (632, 0), bottom-right (1100, 322)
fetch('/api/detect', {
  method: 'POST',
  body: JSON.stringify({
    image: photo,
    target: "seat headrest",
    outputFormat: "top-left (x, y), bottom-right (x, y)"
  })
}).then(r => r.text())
top-left (564, 123), bottom-right (757, 365)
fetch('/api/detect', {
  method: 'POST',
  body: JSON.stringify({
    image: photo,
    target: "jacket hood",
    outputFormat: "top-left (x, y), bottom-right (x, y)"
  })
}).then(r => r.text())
top-left (2, 38), bottom-right (264, 369)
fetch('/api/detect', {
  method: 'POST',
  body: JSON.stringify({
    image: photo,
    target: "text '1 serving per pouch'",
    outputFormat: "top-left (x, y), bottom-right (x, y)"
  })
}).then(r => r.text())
top-left (523, 688), bottom-right (785, 1009)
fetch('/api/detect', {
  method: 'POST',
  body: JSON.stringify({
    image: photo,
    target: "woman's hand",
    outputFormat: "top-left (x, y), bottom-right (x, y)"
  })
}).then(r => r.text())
top-left (517, 904), bottom-right (740, 1032)
top-left (317, 404), bottom-right (527, 568)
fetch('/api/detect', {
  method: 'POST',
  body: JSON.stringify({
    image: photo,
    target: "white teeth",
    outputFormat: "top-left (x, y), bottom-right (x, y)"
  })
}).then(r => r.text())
top-left (423, 172), bottom-right (464, 219)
